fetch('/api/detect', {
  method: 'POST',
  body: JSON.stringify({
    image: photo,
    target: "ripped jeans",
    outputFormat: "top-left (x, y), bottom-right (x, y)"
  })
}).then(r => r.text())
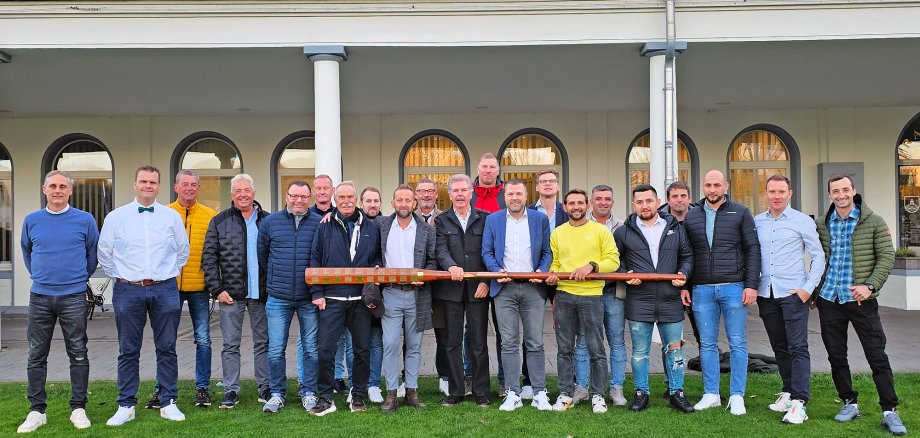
top-left (628, 320), bottom-right (685, 394)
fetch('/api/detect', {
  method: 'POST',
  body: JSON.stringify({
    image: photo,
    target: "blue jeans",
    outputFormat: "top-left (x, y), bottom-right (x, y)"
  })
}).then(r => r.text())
top-left (112, 280), bottom-right (180, 407)
top-left (266, 295), bottom-right (318, 398)
top-left (629, 320), bottom-right (685, 393)
top-left (369, 325), bottom-right (383, 387)
top-left (180, 291), bottom-right (212, 390)
top-left (603, 293), bottom-right (627, 387)
top-left (335, 332), bottom-right (354, 381)
top-left (692, 282), bottom-right (748, 396)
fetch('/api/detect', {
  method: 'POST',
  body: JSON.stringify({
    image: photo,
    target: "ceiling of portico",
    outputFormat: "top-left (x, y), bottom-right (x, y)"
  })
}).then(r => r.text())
top-left (0, 37), bottom-right (918, 118)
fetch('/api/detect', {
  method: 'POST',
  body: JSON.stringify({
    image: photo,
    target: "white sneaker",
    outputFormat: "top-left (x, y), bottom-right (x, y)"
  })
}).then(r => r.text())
top-left (438, 378), bottom-right (449, 396)
top-left (592, 394), bottom-right (608, 414)
top-left (531, 390), bottom-right (552, 411)
top-left (693, 393), bottom-right (721, 411)
top-left (782, 400), bottom-right (808, 424)
top-left (160, 400), bottom-right (186, 421)
top-left (520, 385), bottom-right (534, 400)
top-left (552, 394), bottom-right (574, 412)
top-left (769, 392), bottom-right (793, 412)
top-left (396, 382), bottom-right (406, 398)
top-left (368, 386), bottom-right (384, 403)
top-left (17, 411), bottom-right (47, 433)
top-left (727, 395), bottom-right (746, 415)
top-left (499, 392), bottom-right (523, 412)
top-left (106, 406), bottom-right (135, 426)
top-left (70, 408), bottom-right (91, 429)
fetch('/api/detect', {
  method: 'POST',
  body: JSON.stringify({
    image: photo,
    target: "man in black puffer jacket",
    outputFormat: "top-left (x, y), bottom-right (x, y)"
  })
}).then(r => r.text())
top-left (682, 170), bottom-right (760, 415)
top-left (202, 174), bottom-right (269, 409)
top-left (614, 184), bottom-right (694, 414)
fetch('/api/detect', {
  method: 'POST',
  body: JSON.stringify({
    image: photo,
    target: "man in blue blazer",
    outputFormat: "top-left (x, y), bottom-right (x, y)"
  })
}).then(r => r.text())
top-left (482, 179), bottom-right (553, 412)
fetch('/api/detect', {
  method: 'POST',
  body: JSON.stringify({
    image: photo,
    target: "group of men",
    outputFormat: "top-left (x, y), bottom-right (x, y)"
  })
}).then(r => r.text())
top-left (16, 152), bottom-right (906, 436)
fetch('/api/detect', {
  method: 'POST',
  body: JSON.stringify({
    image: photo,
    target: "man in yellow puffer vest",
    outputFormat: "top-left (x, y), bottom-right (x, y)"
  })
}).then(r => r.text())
top-left (144, 170), bottom-right (217, 410)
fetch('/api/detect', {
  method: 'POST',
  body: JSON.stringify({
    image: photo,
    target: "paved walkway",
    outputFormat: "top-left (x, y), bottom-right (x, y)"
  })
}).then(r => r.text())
top-left (1, 303), bottom-right (918, 382)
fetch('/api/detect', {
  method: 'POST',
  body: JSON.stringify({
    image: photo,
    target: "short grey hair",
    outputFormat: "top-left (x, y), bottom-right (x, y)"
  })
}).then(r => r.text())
top-left (335, 180), bottom-right (357, 194)
top-left (44, 170), bottom-right (73, 187)
top-left (175, 169), bottom-right (200, 183)
top-left (449, 174), bottom-right (471, 190)
top-left (230, 173), bottom-right (255, 192)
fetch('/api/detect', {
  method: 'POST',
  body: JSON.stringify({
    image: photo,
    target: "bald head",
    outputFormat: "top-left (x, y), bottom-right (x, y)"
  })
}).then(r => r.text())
top-left (702, 169), bottom-right (729, 206)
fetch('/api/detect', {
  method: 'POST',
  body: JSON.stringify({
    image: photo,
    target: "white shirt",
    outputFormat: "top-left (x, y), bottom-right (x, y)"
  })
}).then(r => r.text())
top-left (455, 209), bottom-right (471, 232)
top-left (98, 199), bottom-right (190, 281)
top-left (636, 215), bottom-right (667, 269)
top-left (385, 218), bottom-right (417, 269)
top-left (503, 209), bottom-right (533, 272)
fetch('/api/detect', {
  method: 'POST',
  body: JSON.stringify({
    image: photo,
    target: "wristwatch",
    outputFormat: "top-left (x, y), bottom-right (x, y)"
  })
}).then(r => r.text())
top-left (866, 284), bottom-right (875, 292)
top-left (589, 261), bottom-right (599, 273)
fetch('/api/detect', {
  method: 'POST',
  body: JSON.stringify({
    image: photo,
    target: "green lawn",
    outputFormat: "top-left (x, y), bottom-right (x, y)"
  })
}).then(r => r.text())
top-left (3, 374), bottom-right (916, 437)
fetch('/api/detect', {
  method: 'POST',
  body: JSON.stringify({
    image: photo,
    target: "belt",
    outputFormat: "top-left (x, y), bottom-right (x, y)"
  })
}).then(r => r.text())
top-left (115, 278), bottom-right (164, 287)
top-left (385, 283), bottom-right (416, 291)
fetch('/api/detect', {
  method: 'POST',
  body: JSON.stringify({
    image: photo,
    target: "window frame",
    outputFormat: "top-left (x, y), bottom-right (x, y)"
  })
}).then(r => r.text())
top-left (496, 127), bottom-right (568, 205)
top-left (625, 129), bottom-right (700, 201)
top-left (41, 133), bottom-right (114, 229)
top-left (271, 130), bottom-right (316, 211)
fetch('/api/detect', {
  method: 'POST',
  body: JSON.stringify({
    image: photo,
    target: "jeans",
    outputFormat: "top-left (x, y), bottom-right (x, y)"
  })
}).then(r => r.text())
top-left (692, 282), bottom-right (747, 396)
top-left (603, 293), bottom-right (627, 387)
top-left (629, 320), bottom-right (685, 393)
top-left (381, 288), bottom-right (424, 390)
top-left (218, 298), bottom-right (269, 394)
top-left (554, 291), bottom-right (608, 397)
top-left (180, 291), bottom-right (212, 390)
top-left (817, 298), bottom-right (898, 411)
top-left (112, 280), bottom-right (180, 407)
top-left (335, 332), bottom-right (354, 382)
top-left (265, 295), bottom-right (318, 398)
top-left (27, 292), bottom-right (89, 413)
top-left (758, 294), bottom-right (810, 403)
top-left (493, 282), bottom-right (546, 394)
top-left (316, 299), bottom-right (372, 400)
top-left (369, 325), bottom-right (384, 387)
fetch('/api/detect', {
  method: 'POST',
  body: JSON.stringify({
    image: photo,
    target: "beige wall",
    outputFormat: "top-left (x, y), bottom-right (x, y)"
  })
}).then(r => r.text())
top-left (1, 104), bottom-right (918, 306)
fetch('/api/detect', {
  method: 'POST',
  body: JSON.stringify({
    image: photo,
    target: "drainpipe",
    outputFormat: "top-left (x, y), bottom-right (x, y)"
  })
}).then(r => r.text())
top-left (664, 0), bottom-right (678, 187)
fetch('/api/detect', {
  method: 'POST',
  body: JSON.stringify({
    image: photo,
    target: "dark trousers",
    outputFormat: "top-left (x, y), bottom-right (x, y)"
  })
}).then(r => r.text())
top-left (817, 297), bottom-right (899, 411)
top-left (316, 299), bottom-right (372, 400)
top-left (27, 292), bottom-right (89, 413)
top-left (444, 298), bottom-right (490, 397)
top-left (112, 280), bottom-right (181, 407)
top-left (758, 295), bottom-right (811, 403)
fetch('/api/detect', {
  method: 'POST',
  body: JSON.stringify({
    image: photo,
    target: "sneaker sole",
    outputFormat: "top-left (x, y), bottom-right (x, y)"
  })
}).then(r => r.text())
top-left (350, 405), bottom-right (366, 413)
top-left (499, 403), bottom-right (523, 412)
top-left (196, 403), bottom-right (211, 407)
top-left (262, 407), bottom-right (281, 414)
top-left (310, 406), bottom-right (337, 417)
top-left (782, 415), bottom-right (808, 424)
top-left (881, 422), bottom-right (907, 436)
top-left (770, 404), bottom-right (792, 413)
top-left (835, 414), bottom-right (861, 422)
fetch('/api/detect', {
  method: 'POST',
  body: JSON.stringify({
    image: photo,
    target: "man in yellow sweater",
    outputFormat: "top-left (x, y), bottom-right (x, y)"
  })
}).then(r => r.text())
top-left (546, 188), bottom-right (619, 414)
top-left (146, 170), bottom-right (217, 409)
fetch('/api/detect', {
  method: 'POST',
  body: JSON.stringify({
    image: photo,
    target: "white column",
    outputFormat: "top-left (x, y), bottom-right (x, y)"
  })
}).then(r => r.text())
top-left (648, 53), bottom-right (666, 197)
top-left (305, 46), bottom-right (347, 185)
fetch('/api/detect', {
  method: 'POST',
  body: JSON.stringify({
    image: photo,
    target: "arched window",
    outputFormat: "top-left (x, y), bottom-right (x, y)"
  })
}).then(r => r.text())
top-left (627, 130), bottom-right (699, 199)
top-left (172, 132), bottom-right (241, 212)
top-left (728, 125), bottom-right (800, 213)
top-left (400, 130), bottom-right (469, 211)
top-left (271, 131), bottom-right (315, 211)
top-left (896, 112), bottom-right (920, 249)
top-left (43, 134), bottom-right (113, 231)
top-left (0, 143), bottom-right (11, 266)
top-left (497, 128), bottom-right (567, 205)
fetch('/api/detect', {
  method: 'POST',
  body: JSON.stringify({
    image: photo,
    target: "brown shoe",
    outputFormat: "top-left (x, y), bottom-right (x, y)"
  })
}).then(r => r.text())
top-left (405, 388), bottom-right (426, 408)
top-left (380, 390), bottom-right (399, 413)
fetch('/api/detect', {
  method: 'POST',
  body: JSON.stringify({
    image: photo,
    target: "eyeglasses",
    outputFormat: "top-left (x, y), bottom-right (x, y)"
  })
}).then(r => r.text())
top-left (537, 179), bottom-right (558, 185)
top-left (286, 193), bottom-right (310, 200)
top-left (416, 189), bottom-right (437, 194)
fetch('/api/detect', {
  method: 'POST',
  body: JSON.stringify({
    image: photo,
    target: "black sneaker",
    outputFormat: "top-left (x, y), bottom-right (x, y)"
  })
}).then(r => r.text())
top-left (258, 385), bottom-right (271, 403)
top-left (145, 391), bottom-right (160, 409)
top-left (196, 388), bottom-right (212, 407)
top-left (333, 379), bottom-right (348, 394)
top-left (475, 395), bottom-right (492, 407)
top-left (630, 390), bottom-right (650, 412)
top-left (350, 395), bottom-right (366, 412)
top-left (669, 390), bottom-right (695, 413)
top-left (441, 395), bottom-right (463, 407)
top-left (310, 398), bottom-right (337, 417)
top-left (220, 391), bottom-right (240, 409)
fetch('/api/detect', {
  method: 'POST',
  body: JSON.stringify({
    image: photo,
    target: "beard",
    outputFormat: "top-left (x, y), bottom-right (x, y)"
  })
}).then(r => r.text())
top-left (396, 208), bottom-right (413, 219)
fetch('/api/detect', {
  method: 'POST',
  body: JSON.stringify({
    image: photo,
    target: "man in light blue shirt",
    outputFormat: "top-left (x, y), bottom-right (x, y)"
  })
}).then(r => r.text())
top-left (98, 165), bottom-right (190, 426)
top-left (202, 174), bottom-right (270, 409)
top-left (754, 174), bottom-right (825, 425)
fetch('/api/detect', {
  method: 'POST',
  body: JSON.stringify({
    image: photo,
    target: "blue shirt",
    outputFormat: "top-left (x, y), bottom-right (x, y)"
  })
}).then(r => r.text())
top-left (245, 208), bottom-right (261, 299)
top-left (755, 205), bottom-right (826, 298)
top-left (21, 207), bottom-right (99, 296)
top-left (98, 199), bottom-right (190, 282)
top-left (703, 202), bottom-right (718, 248)
top-left (534, 202), bottom-right (558, 232)
top-left (819, 207), bottom-right (860, 303)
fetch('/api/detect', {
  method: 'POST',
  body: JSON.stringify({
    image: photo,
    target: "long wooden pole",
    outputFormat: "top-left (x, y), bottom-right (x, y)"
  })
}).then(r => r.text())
top-left (305, 267), bottom-right (684, 285)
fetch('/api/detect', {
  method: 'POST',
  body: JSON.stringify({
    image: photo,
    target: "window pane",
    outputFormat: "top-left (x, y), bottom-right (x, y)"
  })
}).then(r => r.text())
top-left (404, 136), bottom-right (464, 167)
top-left (731, 168), bottom-right (787, 214)
top-left (500, 134), bottom-right (560, 166)
top-left (55, 141), bottom-right (112, 172)
top-left (730, 130), bottom-right (788, 162)
top-left (71, 178), bottom-right (112, 232)
top-left (628, 135), bottom-right (690, 164)
top-left (406, 173), bottom-right (452, 212)
top-left (899, 166), bottom-right (920, 247)
top-left (280, 137), bottom-right (316, 169)
top-left (181, 138), bottom-right (240, 170)
top-left (54, 141), bottom-right (112, 230)
top-left (0, 178), bottom-right (11, 263)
